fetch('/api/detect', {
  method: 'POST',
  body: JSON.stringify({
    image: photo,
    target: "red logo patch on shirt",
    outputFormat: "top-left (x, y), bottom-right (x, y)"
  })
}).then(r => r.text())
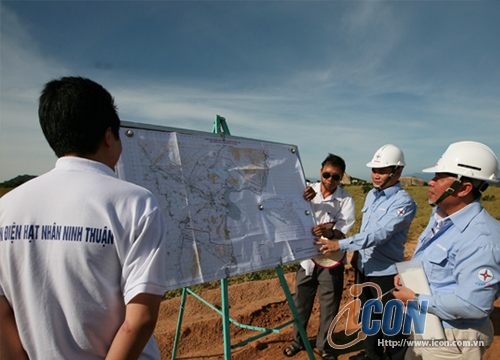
top-left (477, 268), bottom-right (493, 282)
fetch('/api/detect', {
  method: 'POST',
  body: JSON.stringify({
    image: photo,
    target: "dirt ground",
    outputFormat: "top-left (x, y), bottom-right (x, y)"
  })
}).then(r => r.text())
top-left (154, 261), bottom-right (500, 360)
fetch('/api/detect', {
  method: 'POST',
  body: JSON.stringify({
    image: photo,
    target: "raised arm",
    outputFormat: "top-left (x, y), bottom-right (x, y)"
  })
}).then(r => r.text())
top-left (339, 198), bottom-right (416, 252)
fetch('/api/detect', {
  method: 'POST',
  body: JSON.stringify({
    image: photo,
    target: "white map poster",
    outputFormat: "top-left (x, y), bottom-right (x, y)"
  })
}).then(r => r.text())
top-left (116, 122), bottom-right (318, 291)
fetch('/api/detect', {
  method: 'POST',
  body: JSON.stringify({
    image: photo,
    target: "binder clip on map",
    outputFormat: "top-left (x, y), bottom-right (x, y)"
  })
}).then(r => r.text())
top-left (312, 223), bottom-right (346, 269)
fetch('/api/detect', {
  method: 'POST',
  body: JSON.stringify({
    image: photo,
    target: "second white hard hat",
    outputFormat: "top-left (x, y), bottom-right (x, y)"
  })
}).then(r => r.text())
top-left (366, 144), bottom-right (406, 168)
top-left (422, 141), bottom-right (498, 183)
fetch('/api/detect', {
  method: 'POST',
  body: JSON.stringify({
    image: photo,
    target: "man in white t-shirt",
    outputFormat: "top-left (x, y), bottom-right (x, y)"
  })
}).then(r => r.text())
top-left (284, 154), bottom-right (355, 360)
top-left (0, 77), bottom-right (167, 360)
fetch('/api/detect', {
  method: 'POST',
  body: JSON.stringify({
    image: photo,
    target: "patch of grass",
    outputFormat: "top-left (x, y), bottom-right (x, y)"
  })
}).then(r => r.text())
top-left (362, 183), bottom-right (373, 194)
top-left (403, 186), bottom-right (433, 242)
top-left (482, 185), bottom-right (500, 221)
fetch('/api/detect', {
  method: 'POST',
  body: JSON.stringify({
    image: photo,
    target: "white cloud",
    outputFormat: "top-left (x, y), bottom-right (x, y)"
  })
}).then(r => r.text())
top-left (1, 2), bottom-right (499, 183)
top-left (0, 6), bottom-right (69, 181)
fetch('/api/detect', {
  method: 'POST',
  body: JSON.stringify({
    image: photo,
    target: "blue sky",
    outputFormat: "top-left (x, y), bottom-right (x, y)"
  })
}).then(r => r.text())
top-left (1, 1), bottom-right (499, 183)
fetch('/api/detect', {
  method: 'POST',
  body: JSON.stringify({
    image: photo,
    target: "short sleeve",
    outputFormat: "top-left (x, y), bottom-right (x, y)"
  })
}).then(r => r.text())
top-left (121, 198), bottom-right (167, 304)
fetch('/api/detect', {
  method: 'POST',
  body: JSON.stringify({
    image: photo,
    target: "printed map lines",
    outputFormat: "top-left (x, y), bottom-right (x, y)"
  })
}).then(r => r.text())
top-left (118, 127), bottom-right (317, 291)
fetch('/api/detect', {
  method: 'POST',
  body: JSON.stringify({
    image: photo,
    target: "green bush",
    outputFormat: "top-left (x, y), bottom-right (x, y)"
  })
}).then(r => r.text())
top-left (362, 183), bottom-right (372, 194)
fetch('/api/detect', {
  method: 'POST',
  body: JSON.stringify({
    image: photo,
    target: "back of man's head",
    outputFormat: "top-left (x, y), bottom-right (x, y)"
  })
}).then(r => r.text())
top-left (39, 76), bottom-right (120, 157)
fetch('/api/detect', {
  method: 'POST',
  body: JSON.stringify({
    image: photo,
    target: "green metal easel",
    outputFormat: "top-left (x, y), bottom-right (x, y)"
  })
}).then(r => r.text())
top-left (171, 115), bottom-right (315, 360)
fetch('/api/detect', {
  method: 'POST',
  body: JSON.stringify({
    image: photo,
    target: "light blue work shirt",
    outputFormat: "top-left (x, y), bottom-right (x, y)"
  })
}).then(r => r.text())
top-left (412, 200), bottom-right (500, 329)
top-left (338, 182), bottom-right (416, 276)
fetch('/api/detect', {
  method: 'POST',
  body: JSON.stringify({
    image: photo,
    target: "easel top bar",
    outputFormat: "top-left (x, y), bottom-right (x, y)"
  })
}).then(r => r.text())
top-left (120, 120), bottom-right (299, 149)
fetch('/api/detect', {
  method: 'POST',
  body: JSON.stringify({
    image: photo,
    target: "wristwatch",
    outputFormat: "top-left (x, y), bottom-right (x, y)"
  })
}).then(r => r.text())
top-left (414, 293), bottom-right (420, 303)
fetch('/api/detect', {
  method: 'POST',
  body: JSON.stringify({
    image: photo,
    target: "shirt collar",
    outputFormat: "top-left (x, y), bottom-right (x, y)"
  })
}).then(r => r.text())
top-left (322, 185), bottom-right (344, 202)
top-left (375, 181), bottom-right (402, 198)
top-left (432, 208), bottom-right (447, 233)
top-left (55, 156), bottom-right (118, 178)
top-left (434, 199), bottom-right (482, 233)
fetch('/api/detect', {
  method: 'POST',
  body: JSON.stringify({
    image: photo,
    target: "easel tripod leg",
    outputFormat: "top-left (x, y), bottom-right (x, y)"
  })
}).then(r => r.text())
top-left (172, 287), bottom-right (188, 360)
top-left (221, 278), bottom-right (232, 360)
top-left (276, 266), bottom-right (316, 360)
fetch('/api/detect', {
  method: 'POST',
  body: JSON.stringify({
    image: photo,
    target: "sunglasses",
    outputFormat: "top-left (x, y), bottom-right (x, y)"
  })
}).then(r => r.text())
top-left (322, 172), bottom-right (341, 181)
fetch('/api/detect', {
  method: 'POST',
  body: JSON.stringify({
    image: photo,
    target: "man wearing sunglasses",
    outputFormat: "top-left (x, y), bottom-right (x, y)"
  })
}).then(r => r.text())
top-left (284, 154), bottom-right (355, 360)
top-left (315, 144), bottom-right (417, 360)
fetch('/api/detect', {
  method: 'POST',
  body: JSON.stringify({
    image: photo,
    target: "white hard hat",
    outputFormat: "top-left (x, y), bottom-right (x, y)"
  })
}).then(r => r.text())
top-left (366, 144), bottom-right (406, 168)
top-left (422, 141), bottom-right (499, 183)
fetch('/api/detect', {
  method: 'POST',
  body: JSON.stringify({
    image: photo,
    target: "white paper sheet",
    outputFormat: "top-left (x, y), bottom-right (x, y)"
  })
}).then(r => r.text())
top-left (396, 260), bottom-right (445, 340)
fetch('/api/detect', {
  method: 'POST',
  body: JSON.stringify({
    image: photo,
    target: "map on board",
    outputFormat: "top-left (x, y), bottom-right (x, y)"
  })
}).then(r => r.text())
top-left (117, 122), bottom-right (318, 291)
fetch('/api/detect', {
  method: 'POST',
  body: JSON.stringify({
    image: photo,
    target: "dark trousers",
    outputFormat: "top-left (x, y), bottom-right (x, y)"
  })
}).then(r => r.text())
top-left (358, 271), bottom-right (408, 360)
top-left (292, 263), bottom-right (344, 354)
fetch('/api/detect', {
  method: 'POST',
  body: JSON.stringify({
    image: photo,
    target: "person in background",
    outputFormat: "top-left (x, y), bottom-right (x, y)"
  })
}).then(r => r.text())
top-left (284, 153), bottom-right (355, 360)
top-left (393, 141), bottom-right (500, 360)
top-left (0, 77), bottom-right (167, 360)
top-left (316, 144), bottom-right (417, 360)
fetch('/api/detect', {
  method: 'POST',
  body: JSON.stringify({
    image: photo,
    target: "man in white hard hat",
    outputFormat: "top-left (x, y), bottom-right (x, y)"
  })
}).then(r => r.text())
top-left (316, 144), bottom-right (417, 360)
top-left (393, 141), bottom-right (500, 360)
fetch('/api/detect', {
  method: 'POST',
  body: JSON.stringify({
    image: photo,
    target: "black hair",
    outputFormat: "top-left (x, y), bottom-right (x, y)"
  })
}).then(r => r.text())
top-left (38, 76), bottom-right (120, 157)
top-left (321, 153), bottom-right (346, 174)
